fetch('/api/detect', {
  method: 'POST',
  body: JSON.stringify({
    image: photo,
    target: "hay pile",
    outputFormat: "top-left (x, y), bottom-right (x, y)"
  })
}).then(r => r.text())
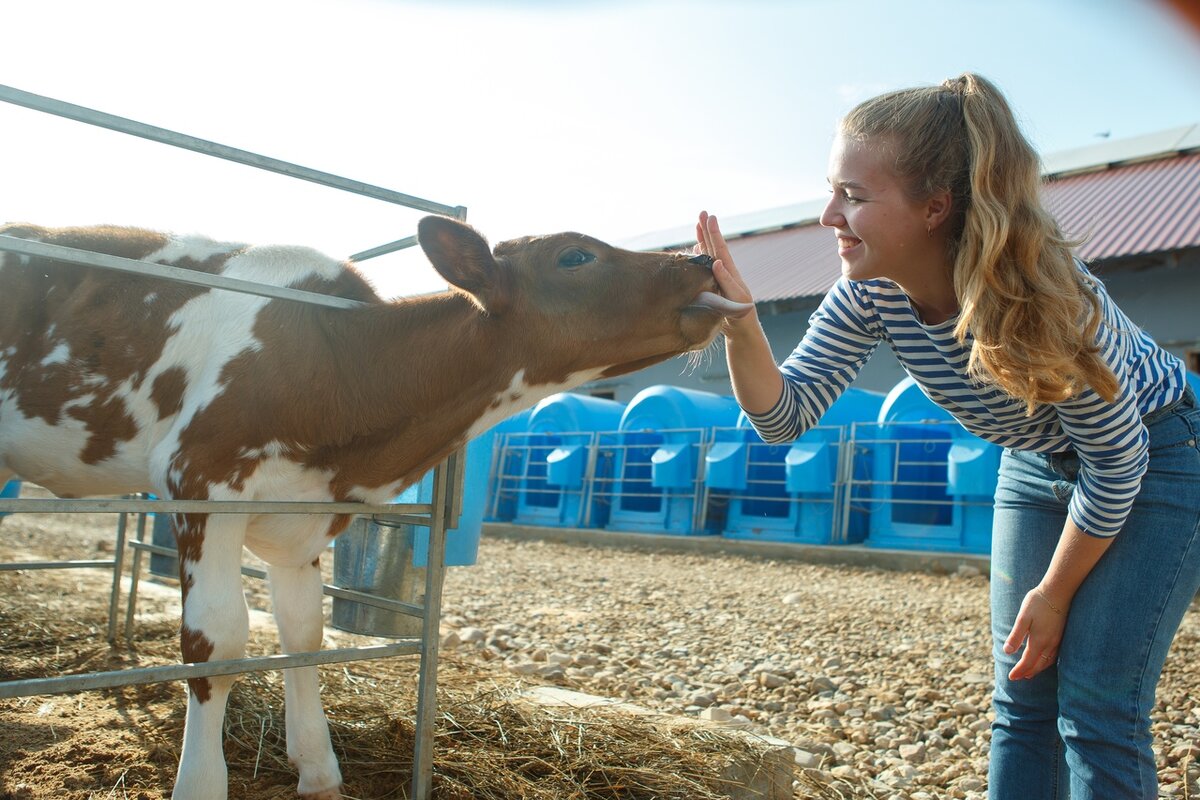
top-left (227, 663), bottom-right (808, 800)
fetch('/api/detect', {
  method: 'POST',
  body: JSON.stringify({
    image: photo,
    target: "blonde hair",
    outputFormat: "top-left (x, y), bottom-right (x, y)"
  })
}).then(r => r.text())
top-left (841, 73), bottom-right (1118, 412)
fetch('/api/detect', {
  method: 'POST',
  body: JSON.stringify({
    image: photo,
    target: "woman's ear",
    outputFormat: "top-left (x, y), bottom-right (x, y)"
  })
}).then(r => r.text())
top-left (925, 189), bottom-right (954, 233)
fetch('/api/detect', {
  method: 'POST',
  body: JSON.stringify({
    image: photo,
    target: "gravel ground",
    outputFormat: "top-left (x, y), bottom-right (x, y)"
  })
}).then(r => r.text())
top-left (437, 533), bottom-right (1200, 799)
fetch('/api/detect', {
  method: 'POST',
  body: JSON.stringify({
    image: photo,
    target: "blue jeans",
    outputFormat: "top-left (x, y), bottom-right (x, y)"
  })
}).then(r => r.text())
top-left (988, 387), bottom-right (1200, 799)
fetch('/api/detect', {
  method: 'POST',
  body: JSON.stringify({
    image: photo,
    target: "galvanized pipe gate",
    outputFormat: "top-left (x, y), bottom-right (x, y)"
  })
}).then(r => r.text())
top-left (0, 83), bottom-right (467, 799)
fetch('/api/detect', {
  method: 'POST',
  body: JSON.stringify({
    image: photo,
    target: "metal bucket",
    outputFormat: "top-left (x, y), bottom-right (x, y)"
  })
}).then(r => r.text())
top-left (331, 517), bottom-right (425, 637)
top-left (149, 512), bottom-right (180, 579)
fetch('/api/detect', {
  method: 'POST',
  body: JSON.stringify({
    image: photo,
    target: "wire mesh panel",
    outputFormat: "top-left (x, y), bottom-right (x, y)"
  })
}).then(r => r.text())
top-left (709, 426), bottom-right (861, 544)
top-left (848, 420), bottom-right (999, 553)
top-left (599, 428), bottom-right (718, 535)
top-left (492, 431), bottom-right (606, 528)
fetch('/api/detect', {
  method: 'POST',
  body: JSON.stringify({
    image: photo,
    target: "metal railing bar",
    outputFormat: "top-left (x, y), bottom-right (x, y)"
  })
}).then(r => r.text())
top-left (0, 237), bottom-right (365, 310)
top-left (349, 235), bottom-right (419, 263)
top-left (0, 559), bottom-right (116, 571)
top-left (0, 84), bottom-right (462, 220)
top-left (107, 511), bottom-right (131, 642)
top-left (0, 498), bottom-right (434, 518)
top-left (0, 641), bottom-right (422, 699)
top-left (412, 444), bottom-right (453, 798)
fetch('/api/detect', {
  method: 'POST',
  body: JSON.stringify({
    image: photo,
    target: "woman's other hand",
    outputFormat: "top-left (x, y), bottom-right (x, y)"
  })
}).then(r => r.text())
top-left (1004, 584), bottom-right (1068, 680)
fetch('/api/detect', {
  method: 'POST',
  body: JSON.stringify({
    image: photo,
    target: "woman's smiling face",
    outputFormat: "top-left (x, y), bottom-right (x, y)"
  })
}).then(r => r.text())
top-left (819, 134), bottom-right (936, 286)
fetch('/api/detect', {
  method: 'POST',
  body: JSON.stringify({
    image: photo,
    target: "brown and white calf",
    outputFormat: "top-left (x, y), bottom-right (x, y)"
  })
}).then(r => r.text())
top-left (0, 215), bottom-right (749, 799)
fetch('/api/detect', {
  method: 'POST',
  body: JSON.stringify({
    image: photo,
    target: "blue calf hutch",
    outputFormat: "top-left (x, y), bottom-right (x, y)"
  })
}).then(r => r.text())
top-left (863, 377), bottom-right (999, 554)
top-left (603, 386), bottom-right (741, 535)
top-left (706, 388), bottom-right (884, 544)
top-left (508, 394), bottom-right (625, 529)
top-left (0, 479), bottom-right (20, 519)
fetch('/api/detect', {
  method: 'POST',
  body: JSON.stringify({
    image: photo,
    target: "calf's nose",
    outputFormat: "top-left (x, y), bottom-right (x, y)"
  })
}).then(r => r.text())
top-left (688, 253), bottom-right (715, 268)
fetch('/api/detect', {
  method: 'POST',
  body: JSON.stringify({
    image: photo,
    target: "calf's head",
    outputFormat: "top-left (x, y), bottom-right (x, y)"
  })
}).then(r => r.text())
top-left (417, 216), bottom-right (750, 379)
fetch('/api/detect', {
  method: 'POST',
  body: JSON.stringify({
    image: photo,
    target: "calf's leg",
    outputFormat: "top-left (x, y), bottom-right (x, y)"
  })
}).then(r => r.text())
top-left (268, 560), bottom-right (343, 799)
top-left (171, 515), bottom-right (249, 800)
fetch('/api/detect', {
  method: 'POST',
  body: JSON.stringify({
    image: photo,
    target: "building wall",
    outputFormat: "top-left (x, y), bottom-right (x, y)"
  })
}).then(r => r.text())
top-left (582, 249), bottom-right (1200, 405)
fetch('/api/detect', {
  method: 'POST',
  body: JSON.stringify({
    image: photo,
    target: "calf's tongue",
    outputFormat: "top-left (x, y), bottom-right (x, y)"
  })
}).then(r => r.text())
top-left (689, 291), bottom-right (754, 319)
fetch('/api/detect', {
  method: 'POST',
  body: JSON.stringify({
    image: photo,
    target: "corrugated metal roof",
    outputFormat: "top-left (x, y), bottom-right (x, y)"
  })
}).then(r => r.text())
top-left (630, 125), bottom-right (1200, 303)
top-left (1045, 152), bottom-right (1200, 261)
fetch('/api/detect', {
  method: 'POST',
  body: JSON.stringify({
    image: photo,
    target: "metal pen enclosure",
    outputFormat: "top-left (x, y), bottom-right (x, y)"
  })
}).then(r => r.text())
top-left (0, 83), bottom-right (468, 800)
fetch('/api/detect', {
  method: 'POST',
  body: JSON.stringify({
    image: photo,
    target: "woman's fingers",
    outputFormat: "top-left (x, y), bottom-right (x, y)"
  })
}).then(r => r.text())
top-left (701, 213), bottom-right (752, 283)
top-left (704, 213), bottom-right (733, 260)
top-left (1003, 608), bottom-right (1029, 656)
top-left (698, 211), bottom-right (718, 256)
top-left (1010, 646), bottom-right (1058, 681)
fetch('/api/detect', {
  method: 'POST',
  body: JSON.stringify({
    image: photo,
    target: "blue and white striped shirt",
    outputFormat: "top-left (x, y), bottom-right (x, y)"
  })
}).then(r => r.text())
top-left (746, 264), bottom-right (1187, 538)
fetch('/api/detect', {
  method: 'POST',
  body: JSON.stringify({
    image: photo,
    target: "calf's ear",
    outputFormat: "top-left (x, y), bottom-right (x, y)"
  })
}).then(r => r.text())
top-left (417, 216), bottom-right (511, 315)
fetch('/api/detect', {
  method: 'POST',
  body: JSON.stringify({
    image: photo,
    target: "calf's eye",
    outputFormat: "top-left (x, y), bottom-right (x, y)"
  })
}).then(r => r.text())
top-left (557, 248), bottom-right (595, 268)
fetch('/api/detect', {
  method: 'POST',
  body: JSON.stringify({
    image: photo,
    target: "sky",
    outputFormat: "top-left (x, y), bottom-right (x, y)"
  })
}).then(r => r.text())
top-left (1, 0), bottom-right (1198, 299)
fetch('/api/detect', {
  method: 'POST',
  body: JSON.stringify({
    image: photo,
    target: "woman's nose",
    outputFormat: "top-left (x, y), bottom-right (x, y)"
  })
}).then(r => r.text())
top-left (819, 196), bottom-right (842, 228)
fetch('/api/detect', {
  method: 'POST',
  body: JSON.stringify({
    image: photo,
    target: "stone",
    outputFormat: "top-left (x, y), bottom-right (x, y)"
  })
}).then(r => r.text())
top-left (810, 676), bottom-right (838, 693)
top-left (458, 626), bottom-right (486, 644)
top-left (759, 671), bottom-right (789, 689)
top-left (506, 660), bottom-right (539, 676)
top-left (701, 707), bottom-right (734, 723)
top-left (830, 741), bottom-right (856, 760)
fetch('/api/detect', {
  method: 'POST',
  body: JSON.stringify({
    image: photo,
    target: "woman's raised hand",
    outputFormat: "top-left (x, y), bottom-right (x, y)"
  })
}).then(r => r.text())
top-left (696, 211), bottom-right (758, 335)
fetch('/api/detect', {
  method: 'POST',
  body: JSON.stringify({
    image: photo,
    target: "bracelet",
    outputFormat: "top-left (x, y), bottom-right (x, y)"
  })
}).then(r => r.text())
top-left (1037, 586), bottom-right (1065, 616)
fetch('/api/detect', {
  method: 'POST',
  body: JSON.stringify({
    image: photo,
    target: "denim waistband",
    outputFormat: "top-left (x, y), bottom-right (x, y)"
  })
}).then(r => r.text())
top-left (1142, 384), bottom-right (1196, 427)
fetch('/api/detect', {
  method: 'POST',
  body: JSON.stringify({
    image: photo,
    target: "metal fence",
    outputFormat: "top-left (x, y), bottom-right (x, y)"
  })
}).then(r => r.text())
top-left (0, 83), bottom-right (467, 799)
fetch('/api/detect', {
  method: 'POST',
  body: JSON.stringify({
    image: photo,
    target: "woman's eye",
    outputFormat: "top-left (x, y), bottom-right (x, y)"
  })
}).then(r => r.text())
top-left (557, 248), bottom-right (595, 268)
top-left (829, 188), bottom-right (865, 204)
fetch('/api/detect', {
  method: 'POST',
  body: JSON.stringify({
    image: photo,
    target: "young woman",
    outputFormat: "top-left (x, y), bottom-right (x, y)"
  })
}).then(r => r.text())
top-left (697, 73), bottom-right (1200, 798)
